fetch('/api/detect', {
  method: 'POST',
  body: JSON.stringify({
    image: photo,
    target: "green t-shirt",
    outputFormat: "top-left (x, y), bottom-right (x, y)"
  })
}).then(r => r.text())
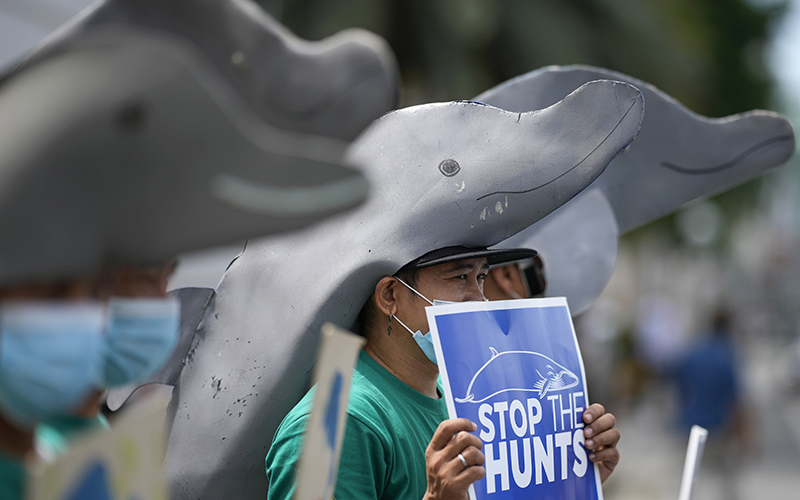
top-left (0, 451), bottom-right (24, 500)
top-left (266, 349), bottom-right (449, 500)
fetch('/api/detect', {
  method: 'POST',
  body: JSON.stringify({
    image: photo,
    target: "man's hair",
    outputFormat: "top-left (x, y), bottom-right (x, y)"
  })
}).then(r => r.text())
top-left (356, 267), bottom-right (419, 337)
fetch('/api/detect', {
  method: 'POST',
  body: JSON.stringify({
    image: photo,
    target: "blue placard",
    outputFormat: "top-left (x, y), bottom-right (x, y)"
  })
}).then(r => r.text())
top-left (427, 297), bottom-right (602, 500)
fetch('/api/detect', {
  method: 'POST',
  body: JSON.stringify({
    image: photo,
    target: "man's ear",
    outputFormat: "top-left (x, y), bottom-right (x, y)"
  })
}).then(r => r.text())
top-left (374, 276), bottom-right (400, 317)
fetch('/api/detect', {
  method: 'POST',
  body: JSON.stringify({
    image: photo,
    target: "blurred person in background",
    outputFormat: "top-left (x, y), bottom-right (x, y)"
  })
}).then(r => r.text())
top-left (482, 254), bottom-right (546, 301)
top-left (673, 309), bottom-right (753, 500)
top-left (0, 262), bottom-right (179, 499)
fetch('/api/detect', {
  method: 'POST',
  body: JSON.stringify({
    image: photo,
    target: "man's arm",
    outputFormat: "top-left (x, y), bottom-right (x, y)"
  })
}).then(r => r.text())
top-left (265, 413), bottom-right (305, 500)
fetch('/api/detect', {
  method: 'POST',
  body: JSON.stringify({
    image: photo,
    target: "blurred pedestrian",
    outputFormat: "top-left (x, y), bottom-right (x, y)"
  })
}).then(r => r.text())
top-left (673, 310), bottom-right (751, 500)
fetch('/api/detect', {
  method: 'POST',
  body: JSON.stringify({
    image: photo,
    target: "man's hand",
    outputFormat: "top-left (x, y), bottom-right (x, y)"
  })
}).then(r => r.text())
top-left (582, 403), bottom-right (620, 483)
top-left (423, 418), bottom-right (486, 500)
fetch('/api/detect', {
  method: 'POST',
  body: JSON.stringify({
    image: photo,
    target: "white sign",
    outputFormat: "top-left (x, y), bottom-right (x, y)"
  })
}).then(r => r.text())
top-left (293, 323), bottom-right (365, 500)
top-left (26, 389), bottom-right (170, 500)
top-left (678, 425), bottom-right (708, 500)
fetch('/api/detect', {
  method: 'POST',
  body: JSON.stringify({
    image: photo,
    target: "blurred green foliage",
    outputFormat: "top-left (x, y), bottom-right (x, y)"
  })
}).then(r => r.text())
top-left (259, 0), bottom-right (786, 115)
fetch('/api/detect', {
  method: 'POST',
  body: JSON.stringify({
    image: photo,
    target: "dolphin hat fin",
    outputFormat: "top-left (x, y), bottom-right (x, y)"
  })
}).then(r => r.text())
top-left (158, 81), bottom-right (643, 499)
top-left (8, 0), bottom-right (399, 142)
top-left (0, 28), bottom-right (368, 286)
top-left (480, 65), bottom-right (795, 313)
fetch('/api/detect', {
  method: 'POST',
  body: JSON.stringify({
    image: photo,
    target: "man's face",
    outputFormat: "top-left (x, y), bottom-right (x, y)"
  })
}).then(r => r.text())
top-left (394, 257), bottom-right (489, 335)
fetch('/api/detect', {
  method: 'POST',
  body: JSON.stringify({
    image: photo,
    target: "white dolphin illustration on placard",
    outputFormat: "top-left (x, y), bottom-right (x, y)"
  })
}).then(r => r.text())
top-left (456, 347), bottom-right (579, 403)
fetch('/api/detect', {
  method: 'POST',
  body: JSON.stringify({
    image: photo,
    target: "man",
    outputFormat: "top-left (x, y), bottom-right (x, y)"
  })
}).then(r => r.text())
top-left (266, 246), bottom-right (620, 499)
top-left (0, 262), bottom-right (179, 499)
top-left (483, 254), bottom-right (546, 301)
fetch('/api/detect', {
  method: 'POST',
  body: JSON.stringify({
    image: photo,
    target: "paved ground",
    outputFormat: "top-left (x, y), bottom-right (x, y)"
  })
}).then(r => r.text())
top-left (603, 341), bottom-right (800, 500)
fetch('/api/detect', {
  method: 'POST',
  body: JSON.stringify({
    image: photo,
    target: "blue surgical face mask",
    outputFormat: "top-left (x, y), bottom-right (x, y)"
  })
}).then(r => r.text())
top-left (0, 301), bottom-right (106, 429)
top-left (104, 297), bottom-right (180, 387)
top-left (392, 279), bottom-right (457, 366)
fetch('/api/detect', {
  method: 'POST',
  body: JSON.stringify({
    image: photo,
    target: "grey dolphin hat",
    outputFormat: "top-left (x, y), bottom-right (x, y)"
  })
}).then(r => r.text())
top-left (0, 28), bottom-right (369, 286)
top-left (9, 0), bottom-right (399, 142)
top-left (479, 64), bottom-right (795, 314)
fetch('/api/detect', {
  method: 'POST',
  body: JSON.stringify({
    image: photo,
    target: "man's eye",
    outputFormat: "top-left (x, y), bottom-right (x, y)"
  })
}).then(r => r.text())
top-left (477, 273), bottom-right (487, 282)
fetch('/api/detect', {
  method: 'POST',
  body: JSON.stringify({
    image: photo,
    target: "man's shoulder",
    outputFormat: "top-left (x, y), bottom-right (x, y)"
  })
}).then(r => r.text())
top-left (346, 359), bottom-right (397, 423)
top-left (273, 357), bottom-right (394, 435)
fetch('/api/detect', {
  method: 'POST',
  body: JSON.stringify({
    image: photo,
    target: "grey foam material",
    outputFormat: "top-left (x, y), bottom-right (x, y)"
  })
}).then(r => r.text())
top-left (161, 80), bottom-right (644, 499)
top-left (496, 188), bottom-right (618, 315)
top-left (481, 65), bottom-right (795, 314)
top-left (476, 65), bottom-right (795, 233)
top-left (0, 28), bottom-right (368, 286)
top-left (8, 0), bottom-right (400, 142)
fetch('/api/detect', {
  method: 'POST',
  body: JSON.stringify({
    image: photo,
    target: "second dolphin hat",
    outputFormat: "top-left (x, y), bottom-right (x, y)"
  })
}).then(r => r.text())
top-left (0, 28), bottom-right (370, 286)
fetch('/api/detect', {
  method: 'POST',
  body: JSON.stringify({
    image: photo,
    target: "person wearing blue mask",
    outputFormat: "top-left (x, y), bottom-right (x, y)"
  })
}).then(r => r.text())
top-left (0, 261), bottom-right (180, 499)
top-left (266, 246), bottom-right (621, 500)
top-left (0, 34), bottom-right (375, 497)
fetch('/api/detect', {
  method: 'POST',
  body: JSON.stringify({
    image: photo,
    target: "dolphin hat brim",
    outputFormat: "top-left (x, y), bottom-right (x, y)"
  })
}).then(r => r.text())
top-left (11, 0), bottom-right (400, 142)
top-left (0, 28), bottom-right (368, 286)
top-left (399, 246), bottom-right (538, 271)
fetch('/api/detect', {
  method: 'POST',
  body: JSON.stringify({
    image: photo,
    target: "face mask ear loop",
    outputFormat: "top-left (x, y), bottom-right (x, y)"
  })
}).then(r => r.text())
top-left (394, 277), bottom-right (433, 305)
top-left (391, 314), bottom-right (416, 336)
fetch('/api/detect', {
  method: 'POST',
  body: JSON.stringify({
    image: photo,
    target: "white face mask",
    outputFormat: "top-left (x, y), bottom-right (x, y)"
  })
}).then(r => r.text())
top-left (391, 278), bottom-right (454, 365)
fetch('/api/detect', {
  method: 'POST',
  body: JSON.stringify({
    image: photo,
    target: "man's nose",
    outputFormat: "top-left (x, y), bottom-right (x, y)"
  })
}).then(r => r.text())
top-left (465, 281), bottom-right (486, 302)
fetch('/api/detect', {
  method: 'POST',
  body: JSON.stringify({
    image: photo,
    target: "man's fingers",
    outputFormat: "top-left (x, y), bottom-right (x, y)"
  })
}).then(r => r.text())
top-left (453, 445), bottom-right (485, 469)
top-left (589, 446), bottom-right (620, 467)
top-left (429, 418), bottom-right (477, 452)
top-left (457, 464), bottom-right (486, 484)
top-left (582, 403), bottom-right (606, 424)
top-left (442, 430), bottom-right (483, 458)
top-left (584, 412), bottom-right (616, 440)
top-left (585, 426), bottom-right (620, 451)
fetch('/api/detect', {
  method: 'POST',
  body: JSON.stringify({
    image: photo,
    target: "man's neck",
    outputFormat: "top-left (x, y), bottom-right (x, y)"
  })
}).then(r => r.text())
top-left (363, 339), bottom-right (440, 399)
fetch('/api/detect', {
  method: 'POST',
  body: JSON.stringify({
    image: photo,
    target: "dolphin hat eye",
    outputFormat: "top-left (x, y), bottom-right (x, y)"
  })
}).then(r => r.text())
top-left (438, 159), bottom-right (460, 177)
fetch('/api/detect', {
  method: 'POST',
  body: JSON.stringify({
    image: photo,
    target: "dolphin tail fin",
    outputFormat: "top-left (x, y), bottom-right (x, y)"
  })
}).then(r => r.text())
top-left (455, 394), bottom-right (475, 403)
top-left (489, 347), bottom-right (499, 358)
top-left (106, 287), bottom-right (215, 411)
